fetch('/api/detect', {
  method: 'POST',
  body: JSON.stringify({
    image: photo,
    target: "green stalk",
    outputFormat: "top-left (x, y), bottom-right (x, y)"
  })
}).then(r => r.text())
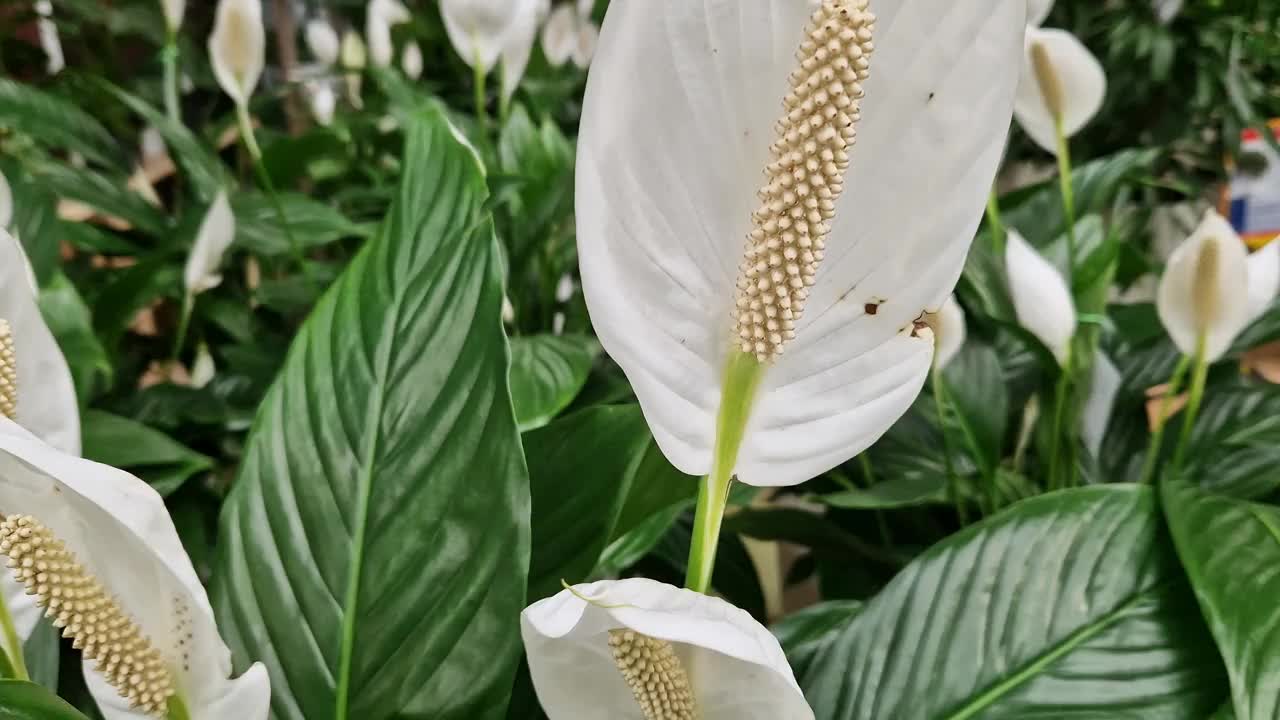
top-left (1053, 115), bottom-right (1078, 281)
top-left (931, 368), bottom-right (969, 522)
top-left (497, 62), bottom-right (511, 128)
top-left (684, 352), bottom-right (763, 594)
top-left (1046, 349), bottom-right (1075, 491)
top-left (0, 594), bottom-right (28, 681)
top-left (1137, 354), bottom-right (1192, 485)
top-left (473, 51), bottom-right (488, 131)
top-left (162, 36), bottom-right (181, 124)
top-left (1171, 336), bottom-right (1210, 475)
top-left (856, 454), bottom-right (894, 547)
top-left (171, 293), bottom-right (193, 361)
top-left (235, 104), bottom-right (308, 277)
top-left (986, 189), bottom-right (1006, 255)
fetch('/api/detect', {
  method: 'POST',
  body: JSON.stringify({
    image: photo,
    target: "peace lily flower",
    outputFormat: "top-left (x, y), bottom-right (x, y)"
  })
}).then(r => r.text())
top-left (305, 17), bottom-right (341, 67)
top-left (366, 0), bottom-right (411, 68)
top-left (441, 0), bottom-right (544, 102)
top-left (577, 0), bottom-right (1023, 495)
top-left (184, 192), bottom-right (236, 296)
top-left (0, 419), bottom-right (270, 719)
top-left (304, 79), bottom-right (338, 126)
top-left (1246, 240), bottom-right (1280, 320)
top-left (542, 0), bottom-right (597, 69)
top-left (1082, 352), bottom-right (1120, 455)
top-left (926, 295), bottom-right (966, 370)
top-left (160, 0), bottom-right (185, 33)
top-left (209, 0), bottom-right (265, 108)
top-left (1014, 3), bottom-right (1106, 155)
top-left (499, 0), bottom-right (546, 102)
top-left (1153, 0), bottom-right (1183, 24)
top-left (522, 578), bottom-right (813, 719)
top-left (190, 343), bottom-right (216, 389)
top-left (341, 30), bottom-right (368, 107)
top-left (1006, 230), bottom-right (1077, 365)
top-left (402, 41), bottom-right (424, 79)
top-left (34, 1), bottom-right (64, 75)
top-left (1157, 210), bottom-right (1251, 362)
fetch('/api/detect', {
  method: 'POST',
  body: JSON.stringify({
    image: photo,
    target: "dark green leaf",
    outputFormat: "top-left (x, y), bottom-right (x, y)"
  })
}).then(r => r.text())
top-left (941, 342), bottom-right (1008, 475)
top-left (230, 192), bottom-right (367, 256)
top-left (774, 600), bottom-right (863, 678)
top-left (509, 334), bottom-right (599, 431)
top-left (22, 620), bottom-right (58, 692)
top-left (28, 162), bottom-right (168, 237)
top-left (800, 486), bottom-right (1226, 719)
top-left (818, 475), bottom-right (947, 510)
top-left (211, 107), bottom-right (530, 720)
top-left (0, 79), bottom-right (123, 168)
top-left (38, 274), bottom-right (110, 404)
top-left (79, 410), bottom-right (214, 496)
top-left (0, 680), bottom-right (88, 720)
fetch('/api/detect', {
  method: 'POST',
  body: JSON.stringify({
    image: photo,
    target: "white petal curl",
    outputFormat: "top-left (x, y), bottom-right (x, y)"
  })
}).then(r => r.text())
top-left (1246, 240), bottom-right (1280, 321)
top-left (577, 0), bottom-right (1024, 486)
top-left (501, 0), bottom-right (544, 101)
top-left (1013, 27), bottom-right (1106, 155)
top-left (1006, 229), bottom-right (1077, 365)
top-left (184, 191), bottom-right (236, 296)
top-left (932, 295), bottom-right (966, 370)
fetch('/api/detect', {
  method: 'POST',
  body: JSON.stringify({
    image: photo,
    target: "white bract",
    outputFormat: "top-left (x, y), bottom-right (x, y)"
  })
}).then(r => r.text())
top-left (1247, 240), bottom-right (1280, 320)
top-left (542, 2), bottom-right (597, 69)
top-left (1013, 26), bottom-right (1106, 155)
top-left (0, 169), bottom-right (12, 230)
top-left (522, 578), bottom-right (812, 719)
top-left (191, 343), bottom-right (216, 388)
top-left (0, 419), bottom-right (270, 719)
top-left (161, 0), bottom-right (186, 33)
top-left (577, 0), bottom-right (1022, 487)
top-left (1006, 230), bottom-right (1077, 365)
top-left (928, 295), bottom-right (966, 370)
top-left (305, 18), bottom-right (341, 67)
top-left (184, 192), bottom-right (236, 296)
top-left (1153, 0), bottom-right (1183, 23)
top-left (366, 0), bottom-right (411, 68)
top-left (500, 0), bottom-right (545, 102)
top-left (35, 1), bottom-right (64, 75)
top-left (341, 30), bottom-right (368, 107)
top-left (209, 0), bottom-right (265, 107)
top-left (1027, 0), bottom-right (1054, 26)
top-left (305, 80), bottom-right (338, 126)
top-left (1157, 210), bottom-right (1251, 362)
top-left (1082, 352), bottom-right (1120, 455)
top-left (402, 41), bottom-right (424, 79)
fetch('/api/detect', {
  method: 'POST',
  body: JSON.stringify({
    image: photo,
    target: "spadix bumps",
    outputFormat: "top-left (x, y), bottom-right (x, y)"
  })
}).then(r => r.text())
top-left (734, 0), bottom-right (874, 363)
top-left (0, 320), bottom-right (14, 421)
top-left (609, 629), bottom-right (698, 720)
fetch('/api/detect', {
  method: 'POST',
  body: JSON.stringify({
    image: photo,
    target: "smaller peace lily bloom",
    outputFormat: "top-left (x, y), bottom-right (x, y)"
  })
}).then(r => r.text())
top-left (1157, 210), bottom-right (1251, 362)
top-left (542, 1), bottom-right (597, 69)
top-left (35, 1), bottom-right (64, 75)
top-left (190, 343), bottom-right (216, 388)
top-left (925, 295), bottom-right (966, 370)
top-left (366, 0), bottom-right (411, 68)
top-left (160, 0), bottom-right (185, 33)
top-left (305, 79), bottom-right (338, 126)
top-left (1082, 352), bottom-right (1120, 455)
top-left (402, 41), bottom-right (424, 79)
top-left (441, 0), bottom-right (521, 73)
top-left (499, 0), bottom-right (545, 102)
top-left (555, 274), bottom-right (576, 304)
top-left (184, 192), bottom-right (236, 296)
top-left (1014, 27), bottom-right (1106, 155)
top-left (522, 578), bottom-right (813, 720)
top-left (305, 17), bottom-right (341, 67)
top-left (1246, 240), bottom-right (1280, 321)
top-left (0, 419), bottom-right (271, 719)
top-left (209, 0), bottom-right (265, 108)
top-left (1153, 0), bottom-right (1183, 23)
top-left (1006, 230), bottom-right (1077, 365)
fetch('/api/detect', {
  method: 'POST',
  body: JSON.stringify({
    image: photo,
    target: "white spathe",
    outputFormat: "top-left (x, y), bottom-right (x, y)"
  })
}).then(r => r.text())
top-left (1157, 210), bottom-right (1251, 362)
top-left (0, 169), bottom-right (12, 230)
top-left (932, 295), bottom-right (966, 370)
top-left (500, 0), bottom-right (545, 102)
top-left (34, 1), bottom-right (64, 75)
top-left (209, 0), bottom-right (265, 107)
top-left (161, 0), bottom-right (186, 33)
top-left (1247, 240), bottom-right (1280, 320)
top-left (366, 0), bottom-right (411, 68)
top-left (441, 0), bottom-right (522, 74)
top-left (522, 578), bottom-right (813, 720)
top-left (191, 344), bottom-right (216, 389)
top-left (402, 41), bottom-right (425, 79)
top-left (0, 420), bottom-right (270, 720)
top-left (576, 0), bottom-right (1024, 486)
top-left (341, 29), bottom-right (368, 69)
top-left (0, 230), bottom-right (79, 457)
top-left (1006, 230), bottom-right (1077, 365)
top-left (184, 191), bottom-right (236, 296)
top-left (305, 80), bottom-right (338, 126)
top-left (1013, 27), bottom-right (1106, 155)
top-left (1153, 0), bottom-right (1183, 23)
top-left (541, 2), bottom-right (596, 69)
top-left (305, 18), bottom-right (341, 67)
top-left (1026, 0), bottom-right (1054, 26)
top-left (1081, 352), bottom-right (1120, 456)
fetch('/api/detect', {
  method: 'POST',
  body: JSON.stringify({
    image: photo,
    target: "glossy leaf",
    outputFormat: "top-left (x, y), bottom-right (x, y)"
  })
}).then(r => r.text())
top-left (37, 273), bottom-right (111, 403)
top-left (940, 342), bottom-right (1009, 475)
top-left (819, 475), bottom-right (947, 510)
top-left (774, 600), bottom-right (863, 678)
top-left (1162, 480), bottom-right (1280, 720)
top-left (80, 410), bottom-right (214, 497)
top-left (0, 680), bottom-right (88, 720)
top-left (509, 334), bottom-right (599, 431)
top-left (800, 486), bottom-right (1226, 719)
top-left (231, 192), bottom-right (367, 256)
top-left (0, 79), bottom-right (123, 168)
top-left (211, 107), bottom-right (530, 720)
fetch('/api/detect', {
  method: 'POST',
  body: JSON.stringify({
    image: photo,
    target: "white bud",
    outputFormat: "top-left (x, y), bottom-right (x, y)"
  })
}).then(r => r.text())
top-left (929, 296), bottom-right (966, 370)
top-left (209, 0), bottom-right (265, 107)
top-left (1006, 229), bottom-right (1077, 365)
top-left (305, 18), bottom-right (341, 67)
top-left (1156, 210), bottom-right (1251, 361)
top-left (161, 0), bottom-right (186, 33)
top-left (184, 191), bottom-right (236, 296)
top-left (402, 41), bottom-right (424, 80)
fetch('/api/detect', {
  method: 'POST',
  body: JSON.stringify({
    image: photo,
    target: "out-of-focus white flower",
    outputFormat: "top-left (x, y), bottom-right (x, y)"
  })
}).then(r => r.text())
top-left (555, 274), bottom-right (576, 303)
top-left (0, 420), bottom-right (270, 720)
top-left (0, 169), bottom-right (12, 230)
top-left (1006, 230), bottom-right (1077, 365)
top-left (341, 30), bottom-right (367, 107)
top-left (191, 343), bottom-right (216, 389)
top-left (35, 1), bottom-right (64, 75)
top-left (499, 0), bottom-right (544, 102)
top-left (305, 17), bottom-right (341, 67)
top-left (140, 126), bottom-right (167, 163)
top-left (552, 312), bottom-right (566, 336)
top-left (1027, 0), bottom-right (1054, 26)
top-left (161, 0), bottom-right (186, 33)
top-left (1013, 27), bottom-right (1106, 155)
top-left (184, 192), bottom-right (236, 296)
top-left (542, 1), bottom-right (597, 69)
top-left (1157, 210), bottom-right (1251, 361)
top-left (1246, 240), bottom-right (1280, 320)
top-left (209, 0), bottom-right (265, 107)
top-left (442, 0), bottom-right (516, 73)
top-left (402, 41), bottom-right (424, 79)
top-left (928, 295), bottom-right (966, 370)
top-left (502, 296), bottom-right (516, 324)
top-left (522, 578), bottom-right (813, 720)
top-left (1153, 0), bottom-right (1183, 23)
top-left (366, 0), bottom-right (411, 68)
top-left (304, 80), bottom-right (338, 126)
top-left (1082, 352), bottom-right (1120, 456)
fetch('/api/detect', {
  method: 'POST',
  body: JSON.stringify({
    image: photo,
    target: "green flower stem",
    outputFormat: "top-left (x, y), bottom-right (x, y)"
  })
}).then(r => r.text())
top-left (473, 53), bottom-right (489, 131)
top-left (1053, 115), bottom-right (1078, 282)
top-left (1172, 336), bottom-right (1210, 475)
top-left (931, 367), bottom-right (969, 522)
top-left (167, 694), bottom-right (192, 720)
top-left (684, 352), bottom-right (764, 595)
top-left (1137, 354), bottom-right (1192, 485)
top-left (235, 104), bottom-right (308, 279)
top-left (172, 293), bottom-right (193, 361)
top-left (162, 37), bottom-right (181, 124)
top-left (497, 63), bottom-right (511, 128)
top-left (1046, 349), bottom-right (1075, 491)
top-left (986, 189), bottom-right (1006, 255)
top-left (0, 593), bottom-right (28, 681)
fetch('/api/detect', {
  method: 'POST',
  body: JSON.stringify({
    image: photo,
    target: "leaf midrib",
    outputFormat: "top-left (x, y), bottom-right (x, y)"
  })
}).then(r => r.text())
top-left (942, 585), bottom-right (1156, 720)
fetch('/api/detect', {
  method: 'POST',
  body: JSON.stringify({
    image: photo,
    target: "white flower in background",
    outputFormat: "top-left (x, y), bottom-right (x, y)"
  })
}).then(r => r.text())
top-left (1026, 0), bottom-right (1054, 26)
top-left (502, 296), bottom-right (516, 324)
top-left (1246, 240), bottom-right (1280, 320)
top-left (35, 1), bottom-right (64, 75)
top-left (441, 0), bottom-right (514, 73)
top-left (366, 0), bottom-right (411, 68)
top-left (1014, 22), bottom-right (1106, 155)
top-left (927, 295), bottom-right (966, 370)
top-left (161, 0), bottom-right (186, 33)
top-left (304, 79), bottom-right (338, 126)
top-left (341, 30), bottom-right (368, 107)
top-left (184, 192), bottom-right (236, 296)
top-left (0, 420), bottom-right (270, 719)
top-left (305, 17), bottom-right (341, 67)
top-left (499, 0), bottom-right (545, 102)
top-left (1153, 0), bottom-right (1183, 23)
top-left (209, 0), bottom-right (265, 107)
top-left (1157, 210), bottom-right (1251, 362)
top-left (577, 0), bottom-right (1023, 486)
top-left (191, 343), bottom-right (216, 388)
top-left (555, 274), bottom-right (576, 303)
top-left (1082, 352), bottom-right (1120, 455)
top-left (552, 312), bottom-right (566, 335)
top-left (140, 126), bottom-right (167, 164)
top-left (1006, 230), bottom-right (1077, 365)
top-left (402, 41), bottom-right (424, 79)
top-left (542, 1), bottom-right (597, 69)
top-left (0, 169), bottom-right (12, 230)
top-left (522, 578), bottom-right (813, 719)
